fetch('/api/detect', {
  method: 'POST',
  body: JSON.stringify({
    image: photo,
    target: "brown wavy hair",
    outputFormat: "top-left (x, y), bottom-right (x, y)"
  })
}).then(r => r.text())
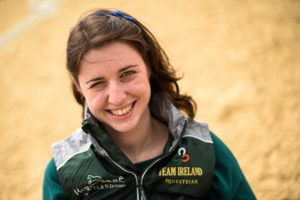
top-left (66, 9), bottom-right (197, 119)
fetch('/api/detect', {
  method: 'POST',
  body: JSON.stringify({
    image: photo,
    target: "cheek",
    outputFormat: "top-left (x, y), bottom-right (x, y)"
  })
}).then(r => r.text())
top-left (86, 92), bottom-right (107, 112)
top-left (128, 79), bottom-right (151, 98)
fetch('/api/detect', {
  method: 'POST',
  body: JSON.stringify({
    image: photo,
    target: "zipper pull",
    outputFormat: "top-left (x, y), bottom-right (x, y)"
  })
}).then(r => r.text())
top-left (139, 185), bottom-right (147, 200)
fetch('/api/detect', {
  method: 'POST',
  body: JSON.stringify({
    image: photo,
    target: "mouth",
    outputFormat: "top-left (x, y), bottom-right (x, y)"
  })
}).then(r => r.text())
top-left (108, 101), bottom-right (136, 117)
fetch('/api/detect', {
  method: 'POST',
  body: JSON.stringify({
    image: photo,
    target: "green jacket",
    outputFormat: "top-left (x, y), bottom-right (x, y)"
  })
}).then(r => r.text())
top-left (43, 96), bottom-right (256, 200)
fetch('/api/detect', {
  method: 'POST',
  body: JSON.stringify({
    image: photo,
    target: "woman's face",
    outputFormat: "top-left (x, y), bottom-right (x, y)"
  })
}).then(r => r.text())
top-left (77, 41), bottom-right (151, 134)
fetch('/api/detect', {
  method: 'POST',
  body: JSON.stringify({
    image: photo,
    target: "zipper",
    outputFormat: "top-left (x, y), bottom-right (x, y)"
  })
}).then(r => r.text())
top-left (91, 136), bottom-right (141, 200)
top-left (138, 184), bottom-right (147, 200)
top-left (90, 118), bottom-right (187, 200)
top-left (140, 119), bottom-right (188, 189)
top-left (105, 153), bottom-right (141, 200)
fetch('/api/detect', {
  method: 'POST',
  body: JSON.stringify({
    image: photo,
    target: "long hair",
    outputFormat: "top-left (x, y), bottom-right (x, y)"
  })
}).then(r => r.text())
top-left (66, 9), bottom-right (197, 119)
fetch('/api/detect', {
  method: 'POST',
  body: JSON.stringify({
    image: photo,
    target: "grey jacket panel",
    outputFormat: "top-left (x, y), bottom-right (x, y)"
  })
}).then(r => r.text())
top-left (52, 128), bottom-right (91, 170)
top-left (149, 94), bottom-right (213, 147)
top-left (183, 121), bottom-right (213, 143)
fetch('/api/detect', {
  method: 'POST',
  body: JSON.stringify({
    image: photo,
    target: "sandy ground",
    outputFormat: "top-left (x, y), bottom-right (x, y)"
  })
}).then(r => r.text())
top-left (0, 0), bottom-right (299, 199)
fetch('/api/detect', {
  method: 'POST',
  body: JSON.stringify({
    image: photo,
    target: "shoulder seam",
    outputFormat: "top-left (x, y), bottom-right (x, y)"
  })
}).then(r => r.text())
top-left (182, 135), bottom-right (213, 144)
top-left (51, 128), bottom-right (92, 170)
top-left (56, 144), bottom-right (91, 170)
top-left (183, 120), bottom-right (213, 143)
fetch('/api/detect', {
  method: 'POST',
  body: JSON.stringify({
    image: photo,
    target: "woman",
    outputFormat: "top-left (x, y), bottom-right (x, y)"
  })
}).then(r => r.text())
top-left (43, 9), bottom-right (256, 200)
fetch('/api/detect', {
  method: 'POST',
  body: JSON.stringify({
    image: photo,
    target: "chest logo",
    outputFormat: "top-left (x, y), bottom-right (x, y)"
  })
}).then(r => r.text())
top-left (74, 175), bottom-right (126, 196)
top-left (158, 147), bottom-right (203, 185)
top-left (173, 147), bottom-right (190, 164)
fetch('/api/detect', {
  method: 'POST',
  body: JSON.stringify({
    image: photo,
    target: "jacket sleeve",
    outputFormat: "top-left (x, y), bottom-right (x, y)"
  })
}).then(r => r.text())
top-left (42, 159), bottom-right (70, 200)
top-left (208, 132), bottom-right (256, 200)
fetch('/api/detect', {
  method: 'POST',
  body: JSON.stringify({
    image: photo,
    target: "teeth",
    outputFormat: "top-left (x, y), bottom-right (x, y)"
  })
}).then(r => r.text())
top-left (111, 104), bottom-right (133, 116)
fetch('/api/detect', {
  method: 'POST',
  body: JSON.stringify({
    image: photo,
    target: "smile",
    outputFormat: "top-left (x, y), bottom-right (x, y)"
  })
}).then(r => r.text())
top-left (109, 102), bottom-right (135, 116)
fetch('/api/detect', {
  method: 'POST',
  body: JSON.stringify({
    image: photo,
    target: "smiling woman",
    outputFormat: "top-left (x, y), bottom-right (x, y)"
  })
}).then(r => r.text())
top-left (77, 42), bottom-right (153, 141)
top-left (42, 9), bottom-right (256, 200)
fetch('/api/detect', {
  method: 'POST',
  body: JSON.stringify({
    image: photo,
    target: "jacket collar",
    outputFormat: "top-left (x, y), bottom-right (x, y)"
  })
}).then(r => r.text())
top-left (149, 93), bottom-right (187, 149)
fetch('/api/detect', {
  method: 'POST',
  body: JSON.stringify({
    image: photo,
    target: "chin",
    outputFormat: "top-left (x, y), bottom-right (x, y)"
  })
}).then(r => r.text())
top-left (106, 122), bottom-right (137, 134)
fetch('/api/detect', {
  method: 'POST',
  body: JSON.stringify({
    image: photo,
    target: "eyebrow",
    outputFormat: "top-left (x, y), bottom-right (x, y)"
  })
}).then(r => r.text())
top-left (85, 64), bottom-right (138, 84)
top-left (86, 77), bottom-right (105, 85)
top-left (119, 64), bottom-right (138, 73)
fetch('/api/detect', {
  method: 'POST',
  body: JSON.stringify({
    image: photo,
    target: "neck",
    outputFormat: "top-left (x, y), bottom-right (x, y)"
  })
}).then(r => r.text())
top-left (106, 110), bottom-right (168, 163)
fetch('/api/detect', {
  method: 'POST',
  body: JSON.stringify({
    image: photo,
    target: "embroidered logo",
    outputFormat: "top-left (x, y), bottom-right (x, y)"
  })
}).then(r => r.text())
top-left (74, 175), bottom-right (126, 196)
top-left (158, 147), bottom-right (203, 185)
top-left (173, 147), bottom-right (190, 164)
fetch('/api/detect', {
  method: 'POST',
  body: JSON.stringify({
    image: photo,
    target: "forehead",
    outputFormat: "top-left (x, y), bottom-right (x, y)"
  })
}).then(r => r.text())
top-left (82, 41), bottom-right (142, 64)
top-left (79, 41), bottom-right (147, 76)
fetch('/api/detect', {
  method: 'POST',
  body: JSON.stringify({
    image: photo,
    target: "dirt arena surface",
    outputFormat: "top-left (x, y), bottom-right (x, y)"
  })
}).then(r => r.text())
top-left (0, 0), bottom-right (299, 199)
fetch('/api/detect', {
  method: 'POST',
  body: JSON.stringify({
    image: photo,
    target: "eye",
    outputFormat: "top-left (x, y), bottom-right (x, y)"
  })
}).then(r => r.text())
top-left (89, 80), bottom-right (106, 89)
top-left (120, 70), bottom-right (136, 80)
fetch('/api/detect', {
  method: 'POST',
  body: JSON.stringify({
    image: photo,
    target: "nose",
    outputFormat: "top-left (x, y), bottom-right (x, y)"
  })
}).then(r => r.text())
top-left (107, 82), bottom-right (127, 105)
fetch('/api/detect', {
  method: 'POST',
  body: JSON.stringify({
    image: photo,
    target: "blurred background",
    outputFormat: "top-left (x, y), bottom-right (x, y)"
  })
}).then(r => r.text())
top-left (0, 0), bottom-right (299, 199)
